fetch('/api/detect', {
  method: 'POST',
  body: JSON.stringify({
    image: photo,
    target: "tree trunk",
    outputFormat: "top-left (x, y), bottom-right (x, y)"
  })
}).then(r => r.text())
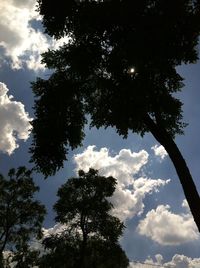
top-left (80, 214), bottom-right (87, 268)
top-left (144, 114), bottom-right (200, 232)
top-left (0, 252), bottom-right (3, 268)
top-left (81, 232), bottom-right (87, 268)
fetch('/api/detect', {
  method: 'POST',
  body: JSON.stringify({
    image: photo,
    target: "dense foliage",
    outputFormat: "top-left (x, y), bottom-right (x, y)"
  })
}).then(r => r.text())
top-left (40, 169), bottom-right (129, 268)
top-left (31, 0), bottom-right (200, 232)
top-left (0, 167), bottom-right (46, 267)
top-left (31, 0), bottom-right (200, 175)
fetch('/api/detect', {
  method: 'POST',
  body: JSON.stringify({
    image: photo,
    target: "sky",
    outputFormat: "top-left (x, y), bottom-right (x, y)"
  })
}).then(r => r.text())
top-left (0, 1), bottom-right (200, 267)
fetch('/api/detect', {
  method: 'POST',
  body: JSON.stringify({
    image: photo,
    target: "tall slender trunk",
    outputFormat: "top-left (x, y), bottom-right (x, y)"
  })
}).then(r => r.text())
top-left (144, 114), bottom-right (200, 232)
top-left (0, 252), bottom-right (3, 268)
top-left (79, 214), bottom-right (87, 268)
top-left (81, 231), bottom-right (87, 268)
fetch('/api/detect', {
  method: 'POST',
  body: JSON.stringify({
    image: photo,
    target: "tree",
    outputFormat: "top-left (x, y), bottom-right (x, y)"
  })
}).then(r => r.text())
top-left (40, 233), bottom-right (129, 268)
top-left (30, 0), bottom-right (200, 232)
top-left (10, 242), bottom-right (41, 268)
top-left (39, 169), bottom-right (129, 268)
top-left (0, 167), bottom-right (46, 267)
top-left (39, 230), bottom-right (80, 268)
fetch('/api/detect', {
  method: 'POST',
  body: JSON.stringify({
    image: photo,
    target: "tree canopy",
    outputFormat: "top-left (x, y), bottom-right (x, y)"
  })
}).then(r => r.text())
top-left (31, 0), bottom-right (200, 175)
top-left (0, 167), bottom-right (46, 267)
top-left (40, 169), bottom-right (129, 268)
top-left (30, 0), bottom-right (200, 231)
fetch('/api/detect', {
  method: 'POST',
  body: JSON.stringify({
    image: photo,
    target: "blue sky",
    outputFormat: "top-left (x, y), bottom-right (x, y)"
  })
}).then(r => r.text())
top-left (0, 1), bottom-right (200, 267)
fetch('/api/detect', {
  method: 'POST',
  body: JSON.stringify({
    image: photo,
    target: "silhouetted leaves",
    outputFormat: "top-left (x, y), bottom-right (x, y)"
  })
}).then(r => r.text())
top-left (40, 169), bottom-right (129, 268)
top-left (30, 75), bottom-right (86, 176)
top-left (32, 0), bottom-right (200, 175)
top-left (31, 0), bottom-right (200, 232)
top-left (0, 167), bottom-right (46, 266)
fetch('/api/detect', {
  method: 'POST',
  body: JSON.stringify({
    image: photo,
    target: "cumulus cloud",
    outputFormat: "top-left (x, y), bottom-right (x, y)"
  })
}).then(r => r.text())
top-left (42, 223), bottom-right (68, 238)
top-left (75, 145), bottom-right (149, 185)
top-left (182, 199), bottom-right (190, 212)
top-left (129, 254), bottom-right (200, 268)
top-left (0, 0), bottom-right (68, 70)
top-left (129, 256), bottom-right (164, 268)
top-left (0, 82), bottom-right (32, 154)
top-left (137, 202), bottom-right (199, 246)
top-left (74, 146), bottom-right (170, 221)
top-left (164, 254), bottom-right (200, 268)
top-left (151, 144), bottom-right (168, 161)
top-left (25, 223), bottom-right (68, 254)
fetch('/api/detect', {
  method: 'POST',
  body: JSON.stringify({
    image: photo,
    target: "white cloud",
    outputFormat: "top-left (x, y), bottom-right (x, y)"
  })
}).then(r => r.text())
top-left (26, 224), bottom-right (68, 255)
top-left (42, 223), bottom-right (68, 238)
top-left (164, 254), bottom-right (200, 268)
top-left (129, 254), bottom-right (200, 268)
top-left (128, 262), bottom-right (156, 268)
top-left (0, 0), bottom-right (68, 71)
top-left (0, 82), bottom-right (32, 154)
top-left (74, 146), bottom-right (170, 221)
top-left (128, 256), bottom-right (164, 268)
top-left (75, 145), bottom-right (149, 186)
top-left (137, 202), bottom-right (199, 246)
top-left (151, 144), bottom-right (168, 161)
top-left (182, 199), bottom-right (190, 212)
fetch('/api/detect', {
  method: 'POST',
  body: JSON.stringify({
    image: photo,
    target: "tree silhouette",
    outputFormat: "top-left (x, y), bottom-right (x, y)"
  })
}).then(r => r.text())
top-left (0, 167), bottom-right (46, 267)
top-left (9, 243), bottom-right (41, 268)
top-left (31, 0), bottom-right (200, 231)
top-left (39, 169), bottom-right (129, 268)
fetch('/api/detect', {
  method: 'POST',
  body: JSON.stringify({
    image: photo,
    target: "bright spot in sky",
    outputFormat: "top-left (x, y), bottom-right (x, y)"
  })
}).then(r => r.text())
top-left (128, 67), bottom-right (135, 74)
